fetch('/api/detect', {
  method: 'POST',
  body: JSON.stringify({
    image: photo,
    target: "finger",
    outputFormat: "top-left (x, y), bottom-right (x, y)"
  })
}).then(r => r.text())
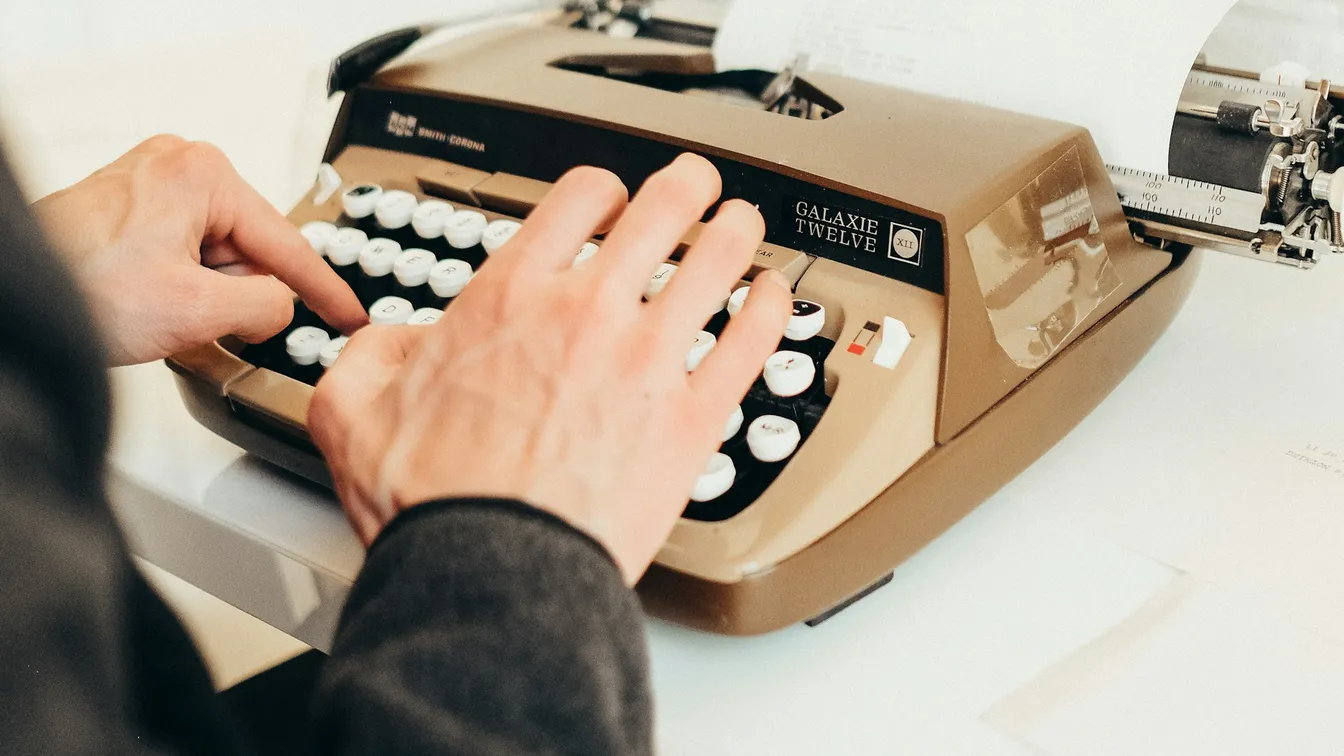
top-left (650, 199), bottom-right (764, 335)
top-left (689, 270), bottom-right (791, 410)
top-left (317, 325), bottom-right (424, 405)
top-left (593, 153), bottom-right (721, 291)
top-left (185, 268), bottom-right (295, 345)
top-left (495, 166), bottom-right (627, 271)
top-left (226, 188), bottom-right (367, 333)
top-left (210, 260), bottom-right (270, 278)
top-left (193, 151), bottom-right (366, 333)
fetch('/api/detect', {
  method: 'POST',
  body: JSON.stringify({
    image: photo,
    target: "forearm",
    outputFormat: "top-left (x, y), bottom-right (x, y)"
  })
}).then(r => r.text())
top-left (312, 498), bottom-right (654, 756)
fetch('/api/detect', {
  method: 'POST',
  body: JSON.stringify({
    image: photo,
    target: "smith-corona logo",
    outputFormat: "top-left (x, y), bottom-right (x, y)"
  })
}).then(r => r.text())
top-left (384, 110), bottom-right (486, 153)
top-left (386, 111), bottom-right (417, 138)
top-left (785, 198), bottom-right (924, 267)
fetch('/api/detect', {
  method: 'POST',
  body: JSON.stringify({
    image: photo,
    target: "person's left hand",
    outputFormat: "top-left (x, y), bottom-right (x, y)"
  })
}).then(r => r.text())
top-left (32, 134), bottom-right (368, 366)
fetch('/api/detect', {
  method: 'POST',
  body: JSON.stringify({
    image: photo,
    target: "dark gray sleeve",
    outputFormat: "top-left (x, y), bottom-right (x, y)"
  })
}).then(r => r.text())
top-left (312, 499), bottom-right (655, 756)
top-left (0, 147), bottom-right (247, 756)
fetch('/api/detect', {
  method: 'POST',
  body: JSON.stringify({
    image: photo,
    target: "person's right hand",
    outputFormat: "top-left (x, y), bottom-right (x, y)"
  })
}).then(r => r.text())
top-left (309, 154), bottom-right (792, 584)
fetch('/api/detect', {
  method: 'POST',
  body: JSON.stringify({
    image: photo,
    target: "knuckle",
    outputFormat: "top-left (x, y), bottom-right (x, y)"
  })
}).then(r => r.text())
top-left (172, 277), bottom-right (215, 329)
top-left (140, 133), bottom-right (188, 153)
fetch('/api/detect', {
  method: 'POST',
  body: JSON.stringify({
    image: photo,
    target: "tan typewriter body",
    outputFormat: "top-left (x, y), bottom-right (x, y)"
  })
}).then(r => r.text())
top-left (168, 19), bottom-right (1199, 635)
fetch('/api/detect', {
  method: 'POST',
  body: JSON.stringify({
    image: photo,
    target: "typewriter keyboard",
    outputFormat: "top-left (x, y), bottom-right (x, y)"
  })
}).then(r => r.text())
top-left (243, 184), bottom-right (837, 522)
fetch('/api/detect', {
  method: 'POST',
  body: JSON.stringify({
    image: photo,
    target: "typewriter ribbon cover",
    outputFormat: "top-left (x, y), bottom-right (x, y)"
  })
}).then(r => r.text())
top-left (967, 148), bottom-right (1122, 369)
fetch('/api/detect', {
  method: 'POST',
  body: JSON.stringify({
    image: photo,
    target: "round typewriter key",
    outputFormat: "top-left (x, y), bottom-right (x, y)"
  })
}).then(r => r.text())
top-left (299, 221), bottom-right (338, 256)
top-left (746, 415), bottom-right (801, 463)
top-left (368, 296), bottom-right (414, 326)
top-left (326, 227), bottom-right (368, 267)
top-left (686, 330), bottom-right (716, 371)
top-left (786, 299), bottom-right (826, 341)
top-left (690, 453), bottom-right (736, 502)
top-left (393, 248), bottom-right (436, 287)
top-left (374, 190), bottom-right (418, 230)
top-left (444, 210), bottom-right (488, 249)
top-left (726, 286), bottom-right (750, 317)
top-left (573, 241), bottom-right (599, 267)
top-left (763, 350), bottom-right (816, 398)
top-left (724, 404), bottom-right (744, 442)
top-left (407, 307), bottom-right (444, 326)
top-left (325, 227), bottom-right (369, 288)
top-left (285, 326), bottom-right (330, 366)
top-left (481, 219), bottom-right (522, 254)
top-left (358, 238), bottom-right (402, 277)
top-left (644, 262), bottom-right (678, 299)
top-left (358, 238), bottom-right (403, 303)
top-left (393, 248), bottom-right (437, 308)
top-left (428, 258), bottom-right (474, 300)
top-left (319, 336), bottom-right (349, 369)
top-left (411, 199), bottom-right (454, 239)
top-left (341, 184), bottom-right (383, 219)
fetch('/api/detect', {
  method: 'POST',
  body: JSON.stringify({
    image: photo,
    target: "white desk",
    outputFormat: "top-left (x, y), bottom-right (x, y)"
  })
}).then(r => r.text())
top-left (8, 22), bottom-right (1344, 754)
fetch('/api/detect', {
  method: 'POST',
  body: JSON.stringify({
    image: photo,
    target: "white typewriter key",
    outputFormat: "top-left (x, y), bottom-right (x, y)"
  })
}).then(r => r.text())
top-left (746, 415), bottom-right (801, 463)
top-left (374, 190), bottom-right (418, 229)
top-left (358, 238), bottom-right (403, 277)
top-left (411, 199), bottom-right (454, 239)
top-left (407, 307), bottom-right (444, 326)
top-left (572, 242), bottom-right (599, 267)
top-left (644, 262), bottom-right (678, 299)
top-left (690, 453), bottom-right (736, 502)
top-left (429, 259), bottom-right (474, 299)
top-left (726, 286), bottom-right (750, 317)
top-left (481, 219), bottom-right (523, 254)
top-left (723, 404), bottom-right (744, 442)
top-left (341, 184), bottom-right (383, 219)
top-left (319, 336), bottom-right (349, 369)
top-left (299, 221), bottom-right (338, 255)
top-left (393, 248), bottom-right (437, 288)
top-left (444, 210), bottom-right (488, 249)
top-left (285, 326), bottom-right (330, 366)
top-left (326, 227), bottom-right (369, 267)
top-left (686, 330), bottom-right (716, 371)
top-left (786, 300), bottom-right (826, 341)
top-left (763, 350), bottom-right (816, 397)
top-left (368, 296), bottom-right (414, 326)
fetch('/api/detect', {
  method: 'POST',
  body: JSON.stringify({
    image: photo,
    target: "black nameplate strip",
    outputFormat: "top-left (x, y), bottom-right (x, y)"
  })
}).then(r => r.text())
top-left (340, 88), bottom-right (945, 293)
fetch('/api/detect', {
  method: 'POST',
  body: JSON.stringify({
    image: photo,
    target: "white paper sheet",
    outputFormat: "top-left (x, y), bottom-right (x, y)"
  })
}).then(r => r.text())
top-left (986, 578), bottom-right (1344, 756)
top-left (714, 0), bottom-right (1240, 173)
top-left (1201, 0), bottom-right (1344, 83)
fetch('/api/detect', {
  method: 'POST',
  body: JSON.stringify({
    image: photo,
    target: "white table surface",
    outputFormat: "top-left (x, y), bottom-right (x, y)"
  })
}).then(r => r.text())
top-left (8, 13), bottom-right (1344, 754)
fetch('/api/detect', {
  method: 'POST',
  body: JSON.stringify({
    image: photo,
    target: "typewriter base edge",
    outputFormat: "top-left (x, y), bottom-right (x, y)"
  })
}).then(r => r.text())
top-left (171, 373), bottom-right (335, 488)
top-left (637, 248), bottom-right (1203, 636)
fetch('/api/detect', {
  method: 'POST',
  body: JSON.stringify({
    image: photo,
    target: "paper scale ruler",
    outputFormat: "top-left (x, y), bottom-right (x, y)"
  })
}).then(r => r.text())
top-left (1106, 165), bottom-right (1265, 236)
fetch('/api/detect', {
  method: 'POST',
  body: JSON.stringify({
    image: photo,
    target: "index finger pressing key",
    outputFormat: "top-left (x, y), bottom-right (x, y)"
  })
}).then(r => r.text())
top-left (222, 182), bottom-right (368, 333)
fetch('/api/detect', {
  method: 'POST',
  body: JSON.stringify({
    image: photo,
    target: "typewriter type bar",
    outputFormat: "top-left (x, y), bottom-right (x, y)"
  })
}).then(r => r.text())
top-left (169, 12), bottom-right (1199, 635)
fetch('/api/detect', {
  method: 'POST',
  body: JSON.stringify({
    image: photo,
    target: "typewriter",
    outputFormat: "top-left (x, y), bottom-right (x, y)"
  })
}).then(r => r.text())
top-left (169, 1), bottom-right (1211, 635)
